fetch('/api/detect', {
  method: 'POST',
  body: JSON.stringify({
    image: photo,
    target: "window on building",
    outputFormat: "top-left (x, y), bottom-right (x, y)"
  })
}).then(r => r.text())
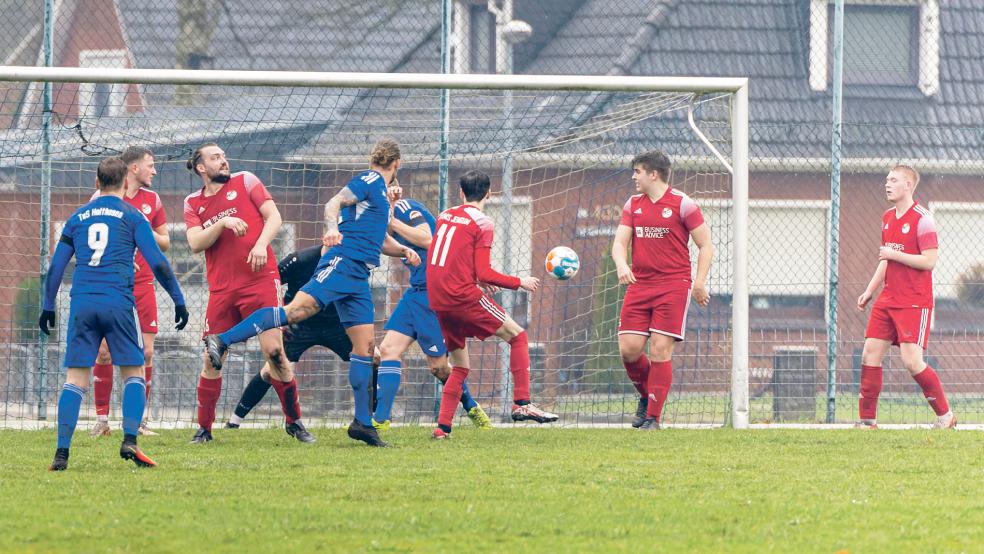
top-left (809, 0), bottom-right (939, 96)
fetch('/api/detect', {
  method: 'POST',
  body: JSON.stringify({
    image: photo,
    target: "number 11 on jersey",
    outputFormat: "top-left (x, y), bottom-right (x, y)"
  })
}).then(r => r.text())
top-left (431, 223), bottom-right (456, 267)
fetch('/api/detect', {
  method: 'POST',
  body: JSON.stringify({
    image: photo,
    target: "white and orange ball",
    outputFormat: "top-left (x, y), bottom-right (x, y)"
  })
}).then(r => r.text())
top-left (545, 246), bottom-right (580, 280)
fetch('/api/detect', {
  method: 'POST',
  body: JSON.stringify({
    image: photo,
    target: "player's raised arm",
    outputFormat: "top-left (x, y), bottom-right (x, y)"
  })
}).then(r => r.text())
top-left (38, 235), bottom-right (76, 335)
top-left (690, 223), bottom-right (713, 307)
top-left (322, 186), bottom-right (360, 247)
top-left (612, 224), bottom-right (636, 285)
top-left (382, 234), bottom-right (420, 266)
top-left (134, 217), bottom-right (188, 330)
top-left (472, 245), bottom-right (524, 291)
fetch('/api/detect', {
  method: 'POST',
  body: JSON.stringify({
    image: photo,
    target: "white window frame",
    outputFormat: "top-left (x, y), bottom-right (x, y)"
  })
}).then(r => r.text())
top-left (809, 0), bottom-right (939, 96)
top-left (452, 0), bottom-right (498, 74)
top-left (926, 201), bottom-right (984, 300)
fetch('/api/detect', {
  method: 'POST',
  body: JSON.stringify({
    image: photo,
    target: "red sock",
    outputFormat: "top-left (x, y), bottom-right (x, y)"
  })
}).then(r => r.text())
top-left (859, 364), bottom-right (882, 420)
top-left (271, 378), bottom-right (301, 425)
top-left (93, 363), bottom-right (113, 416)
top-left (438, 367), bottom-right (469, 428)
top-left (144, 365), bottom-right (153, 402)
top-left (912, 366), bottom-right (949, 416)
top-left (508, 332), bottom-right (531, 403)
top-left (622, 354), bottom-right (650, 397)
top-left (646, 360), bottom-right (673, 421)
top-left (196, 375), bottom-right (222, 431)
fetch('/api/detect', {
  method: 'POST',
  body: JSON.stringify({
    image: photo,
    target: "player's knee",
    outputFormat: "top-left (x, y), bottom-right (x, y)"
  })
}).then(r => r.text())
top-left (378, 341), bottom-right (398, 361)
top-left (619, 347), bottom-right (644, 364)
top-left (650, 345), bottom-right (673, 362)
top-left (143, 346), bottom-right (154, 365)
top-left (901, 357), bottom-right (925, 375)
top-left (264, 345), bottom-right (286, 367)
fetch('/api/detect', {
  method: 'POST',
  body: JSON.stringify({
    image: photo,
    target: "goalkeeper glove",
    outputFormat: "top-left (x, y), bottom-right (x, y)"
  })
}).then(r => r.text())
top-left (174, 305), bottom-right (190, 331)
top-left (38, 310), bottom-right (55, 335)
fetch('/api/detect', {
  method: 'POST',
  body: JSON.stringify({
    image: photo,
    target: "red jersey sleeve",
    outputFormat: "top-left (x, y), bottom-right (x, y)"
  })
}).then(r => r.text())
top-left (150, 193), bottom-right (167, 228)
top-left (680, 194), bottom-right (704, 231)
top-left (242, 171), bottom-right (273, 209)
top-left (183, 194), bottom-right (202, 229)
top-left (475, 213), bottom-right (495, 248)
top-left (916, 212), bottom-right (939, 251)
top-left (473, 246), bottom-right (521, 289)
top-left (619, 197), bottom-right (634, 227)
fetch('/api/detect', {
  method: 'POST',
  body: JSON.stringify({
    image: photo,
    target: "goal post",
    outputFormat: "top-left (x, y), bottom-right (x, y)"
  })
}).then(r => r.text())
top-left (0, 66), bottom-right (749, 429)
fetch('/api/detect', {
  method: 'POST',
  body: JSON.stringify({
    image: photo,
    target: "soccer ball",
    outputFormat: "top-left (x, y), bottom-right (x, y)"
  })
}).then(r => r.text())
top-left (545, 246), bottom-right (580, 280)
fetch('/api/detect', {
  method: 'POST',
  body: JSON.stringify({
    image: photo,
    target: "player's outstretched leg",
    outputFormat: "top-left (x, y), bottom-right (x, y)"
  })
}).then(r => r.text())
top-left (207, 307), bottom-right (289, 370)
top-left (50, 381), bottom-right (86, 471)
top-left (204, 334), bottom-right (229, 372)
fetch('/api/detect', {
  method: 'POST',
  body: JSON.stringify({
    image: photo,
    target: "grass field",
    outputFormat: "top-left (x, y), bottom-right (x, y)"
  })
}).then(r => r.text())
top-left (1, 426), bottom-right (981, 553)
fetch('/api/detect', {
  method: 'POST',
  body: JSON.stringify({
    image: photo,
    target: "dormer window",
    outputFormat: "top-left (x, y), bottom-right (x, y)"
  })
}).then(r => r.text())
top-left (809, 0), bottom-right (939, 96)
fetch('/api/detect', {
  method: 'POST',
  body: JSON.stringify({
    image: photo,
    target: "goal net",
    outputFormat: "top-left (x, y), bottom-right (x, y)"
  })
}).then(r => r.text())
top-left (0, 68), bottom-right (748, 429)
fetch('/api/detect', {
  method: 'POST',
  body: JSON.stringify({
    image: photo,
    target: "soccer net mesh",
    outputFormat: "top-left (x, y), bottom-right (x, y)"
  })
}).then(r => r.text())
top-left (0, 71), bottom-right (741, 429)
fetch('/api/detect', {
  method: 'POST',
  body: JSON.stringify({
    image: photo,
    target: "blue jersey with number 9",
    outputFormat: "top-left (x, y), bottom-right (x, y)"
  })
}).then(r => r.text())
top-left (59, 195), bottom-right (155, 308)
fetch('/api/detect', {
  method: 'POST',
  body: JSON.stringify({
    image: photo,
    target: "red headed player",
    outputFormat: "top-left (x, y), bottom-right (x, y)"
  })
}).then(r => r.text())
top-left (856, 165), bottom-right (955, 429)
top-left (428, 170), bottom-right (557, 439)
top-left (89, 146), bottom-right (167, 437)
top-left (183, 143), bottom-right (314, 444)
top-left (613, 150), bottom-right (713, 430)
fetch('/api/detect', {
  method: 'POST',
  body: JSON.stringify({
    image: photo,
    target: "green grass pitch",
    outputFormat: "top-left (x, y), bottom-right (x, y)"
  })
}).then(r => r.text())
top-left (1, 427), bottom-right (981, 552)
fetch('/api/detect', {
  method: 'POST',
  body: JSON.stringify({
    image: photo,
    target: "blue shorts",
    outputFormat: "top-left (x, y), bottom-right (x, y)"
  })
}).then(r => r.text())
top-left (64, 300), bottom-right (144, 367)
top-left (299, 251), bottom-right (374, 328)
top-left (384, 288), bottom-right (447, 357)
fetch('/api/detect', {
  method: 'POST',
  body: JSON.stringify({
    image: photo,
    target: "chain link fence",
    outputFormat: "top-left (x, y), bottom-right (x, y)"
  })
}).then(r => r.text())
top-left (0, 0), bottom-right (981, 428)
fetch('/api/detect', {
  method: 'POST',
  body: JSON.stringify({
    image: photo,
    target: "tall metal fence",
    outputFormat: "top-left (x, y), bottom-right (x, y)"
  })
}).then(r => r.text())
top-left (1, 0), bottom-right (982, 429)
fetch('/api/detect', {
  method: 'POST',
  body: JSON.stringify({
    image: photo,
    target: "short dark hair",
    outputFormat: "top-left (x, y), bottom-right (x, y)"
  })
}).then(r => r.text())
top-left (459, 170), bottom-right (491, 202)
top-left (631, 150), bottom-right (672, 182)
top-left (121, 145), bottom-right (153, 166)
top-left (97, 157), bottom-right (127, 191)
top-left (187, 142), bottom-right (218, 175)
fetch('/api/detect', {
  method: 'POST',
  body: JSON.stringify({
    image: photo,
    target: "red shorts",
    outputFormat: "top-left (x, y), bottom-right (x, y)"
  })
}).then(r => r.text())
top-left (204, 278), bottom-right (282, 338)
top-left (865, 304), bottom-right (932, 349)
top-left (434, 294), bottom-right (506, 352)
top-left (618, 284), bottom-right (692, 341)
top-left (134, 281), bottom-right (158, 335)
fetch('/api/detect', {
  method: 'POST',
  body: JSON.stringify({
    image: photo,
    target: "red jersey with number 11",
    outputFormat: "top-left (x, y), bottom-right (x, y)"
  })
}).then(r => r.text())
top-left (426, 204), bottom-right (520, 312)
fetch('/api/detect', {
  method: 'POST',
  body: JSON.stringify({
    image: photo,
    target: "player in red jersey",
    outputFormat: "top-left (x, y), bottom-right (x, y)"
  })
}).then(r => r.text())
top-left (613, 150), bottom-right (713, 430)
top-left (856, 165), bottom-right (955, 429)
top-left (183, 143), bottom-right (313, 444)
top-left (89, 146), bottom-right (167, 438)
top-left (428, 170), bottom-right (558, 439)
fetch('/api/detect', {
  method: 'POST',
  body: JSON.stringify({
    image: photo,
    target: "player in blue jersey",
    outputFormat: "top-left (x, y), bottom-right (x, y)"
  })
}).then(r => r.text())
top-left (203, 139), bottom-right (419, 447)
top-left (372, 188), bottom-right (491, 432)
top-left (39, 157), bottom-right (189, 471)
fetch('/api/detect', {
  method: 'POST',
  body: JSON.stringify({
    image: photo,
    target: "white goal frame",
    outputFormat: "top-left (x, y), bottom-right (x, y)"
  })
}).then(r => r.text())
top-left (0, 65), bottom-right (750, 428)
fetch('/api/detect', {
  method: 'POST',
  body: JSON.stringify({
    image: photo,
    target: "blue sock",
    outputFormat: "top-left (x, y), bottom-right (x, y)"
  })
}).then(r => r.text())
top-left (349, 355), bottom-right (373, 425)
top-left (459, 381), bottom-right (478, 412)
top-left (121, 376), bottom-right (147, 437)
top-left (56, 383), bottom-right (85, 449)
top-left (373, 361), bottom-right (402, 423)
top-left (218, 307), bottom-right (287, 345)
